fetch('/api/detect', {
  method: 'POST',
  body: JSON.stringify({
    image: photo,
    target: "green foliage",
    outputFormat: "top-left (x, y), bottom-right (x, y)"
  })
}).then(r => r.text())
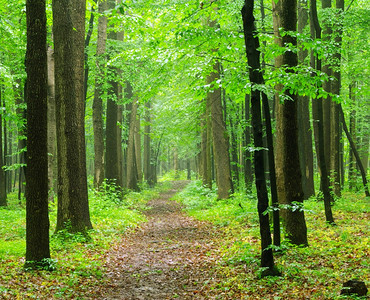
top-left (175, 183), bottom-right (369, 299)
top-left (174, 180), bottom-right (259, 226)
top-left (0, 182), bottom-right (173, 298)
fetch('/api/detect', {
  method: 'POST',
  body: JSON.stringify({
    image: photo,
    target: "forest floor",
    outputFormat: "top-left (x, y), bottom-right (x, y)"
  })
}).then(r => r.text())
top-left (100, 180), bottom-right (225, 299)
top-left (0, 180), bottom-right (368, 299)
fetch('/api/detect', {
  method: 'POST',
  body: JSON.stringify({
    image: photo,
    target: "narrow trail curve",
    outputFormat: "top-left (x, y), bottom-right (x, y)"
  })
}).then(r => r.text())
top-left (101, 181), bottom-right (223, 300)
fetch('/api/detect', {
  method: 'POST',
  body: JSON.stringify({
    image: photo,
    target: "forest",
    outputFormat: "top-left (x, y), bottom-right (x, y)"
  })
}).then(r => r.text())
top-left (0, 0), bottom-right (369, 298)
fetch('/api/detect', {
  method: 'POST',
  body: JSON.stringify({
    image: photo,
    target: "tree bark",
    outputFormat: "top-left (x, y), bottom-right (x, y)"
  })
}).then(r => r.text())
top-left (339, 106), bottom-right (370, 197)
top-left (242, 0), bottom-right (280, 276)
top-left (126, 95), bottom-right (139, 191)
top-left (200, 99), bottom-right (212, 188)
top-left (298, 0), bottom-right (315, 199)
top-left (322, 0), bottom-right (332, 175)
top-left (93, 0), bottom-right (107, 188)
top-left (25, 0), bottom-right (50, 266)
top-left (273, 0), bottom-right (308, 245)
top-left (53, 0), bottom-right (93, 232)
top-left (208, 60), bottom-right (233, 199)
top-left (244, 94), bottom-right (253, 190)
top-left (0, 88), bottom-right (7, 206)
top-left (310, 0), bottom-right (336, 224)
top-left (135, 110), bottom-right (142, 183)
top-left (329, 0), bottom-right (344, 196)
top-left (47, 46), bottom-right (57, 201)
top-left (143, 101), bottom-right (154, 186)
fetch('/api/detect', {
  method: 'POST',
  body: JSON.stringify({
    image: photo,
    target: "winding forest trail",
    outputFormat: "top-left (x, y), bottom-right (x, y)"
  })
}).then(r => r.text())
top-left (101, 181), bottom-right (223, 300)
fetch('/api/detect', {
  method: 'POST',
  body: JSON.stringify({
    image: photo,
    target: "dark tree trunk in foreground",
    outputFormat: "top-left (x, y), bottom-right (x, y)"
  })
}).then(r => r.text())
top-left (53, 0), bottom-right (93, 232)
top-left (93, 0), bottom-right (107, 188)
top-left (242, 0), bottom-right (280, 276)
top-left (274, 0), bottom-right (308, 245)
top-left (25, 0), bottom-right (50, 267)
top-left (310, 0), bottom-right (335, 224)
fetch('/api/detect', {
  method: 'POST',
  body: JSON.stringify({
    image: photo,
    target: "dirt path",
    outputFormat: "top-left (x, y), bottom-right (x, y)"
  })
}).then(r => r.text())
top-left (101, 181), bottom-right (222, 300)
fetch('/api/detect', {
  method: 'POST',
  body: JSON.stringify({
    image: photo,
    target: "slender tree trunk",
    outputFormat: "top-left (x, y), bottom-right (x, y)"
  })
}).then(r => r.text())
top-left (339, 106), bottom-right (370, 197)
top-left (348, 82), bottom-right (356, 189)
top-left (0, 88), bottom-right (6, 206)
top-left (228, 105), bottom-right (240, 187)
top-left (47, 46), bottom-right (57, 201)
top-left (200, 99), bottom-right (212, 189)
top-left (208, 60), bottom-right (233, 199)
top-left (93, 0), bottom-right (107, 188)
top-left (14, 81), bottom-right (26, 201)
top-left (25, 0), bottom-right (50, 266)
top-left (244, 94), bottom-right (253, 190)
top-left (310, 0), bottom-right (336, 224)
top-left (126, 86), bottom-right (139, 191)
top-left (329, 0), bottom-right (344, 196)
top-left (298, 0), bottom-right (315, 199)
top-left (53, 0), bottom-right (93, 232)
top-left (242, 0), bottom-right (280, 276)
top-left (135, 111), bottom-right (142, 183)
top-left (273, 0), bottom-right (308, 245)
top-left (143, 101), bottom-right (154, 186)
top-left (84, 2), bottom-right (95, 104)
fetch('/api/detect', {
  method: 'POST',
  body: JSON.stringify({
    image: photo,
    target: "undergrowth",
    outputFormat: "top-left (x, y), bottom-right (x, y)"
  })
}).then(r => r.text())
top-left (0, 181), bottom-right (171, 299)
top-left (175, 180), bottom-right (370, 299)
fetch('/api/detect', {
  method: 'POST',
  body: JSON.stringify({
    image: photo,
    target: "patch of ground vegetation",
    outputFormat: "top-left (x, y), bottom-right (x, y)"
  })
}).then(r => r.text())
top-left (174, 180), bottom-right (369, 299)
top-left (0, 181), bottom-right (171, 299)
top-left (0, 178), bottom-right (368, 299)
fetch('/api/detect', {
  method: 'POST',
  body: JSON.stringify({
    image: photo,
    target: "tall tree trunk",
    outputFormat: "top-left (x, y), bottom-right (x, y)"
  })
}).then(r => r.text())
top-left (53, 0), bottom-right (93, 232)
top-left (339, 106), bottom-right (370, 197)
top-left (117, 101), bottom-right (124, 188)
top-left (135, 111), bottom-right (142, 183)
top-left (200, 99), bottom-right (212, 189)
top-left (143, 101), bottom-right (154, 186)
top-left (298, 0), bottom-right (315, 199)
top-left (273, 0), bottom-right (308, 245)
top-left (208, 60), bottom-right (233, 199)
top-left (14, 81), bottom-right (26, 201)
top-left (84, 2), bottom-right (95, 104)
top-left (47, 46), bottom-right (57, 201)
top-left (0, 88), bottom-right (6, 206)
top-left (93, 0), bottom-right (107, 188)
top-left (329, 0), bottom-right (344, 196)
top-left (228, 104), bottom-right (240, 188)
top-left (105, 0), bottom-right (120, 186)
top-left (310, 0), bottom-right (336, 224)
top-left (25, 0), bottom-right (50, 266)
top-left (348, 82), bottom-right (356, 189)
top-left (244, 94), bottom-right (253, 190)
top-left (126, 96), bottom-right (139, 191)
top-left (242, 0), bottom-right (280, 277)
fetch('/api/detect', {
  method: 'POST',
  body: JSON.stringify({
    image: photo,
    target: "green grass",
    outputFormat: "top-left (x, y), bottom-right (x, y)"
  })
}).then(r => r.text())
top-left (175, 180), bottom-right (370, 299)
top-left (0, 181), bottom-right (172, 299)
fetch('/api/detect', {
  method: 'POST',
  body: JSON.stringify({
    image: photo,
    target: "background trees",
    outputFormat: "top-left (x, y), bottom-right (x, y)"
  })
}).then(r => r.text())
top-left (0, 0), bottom-right (368, 279)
